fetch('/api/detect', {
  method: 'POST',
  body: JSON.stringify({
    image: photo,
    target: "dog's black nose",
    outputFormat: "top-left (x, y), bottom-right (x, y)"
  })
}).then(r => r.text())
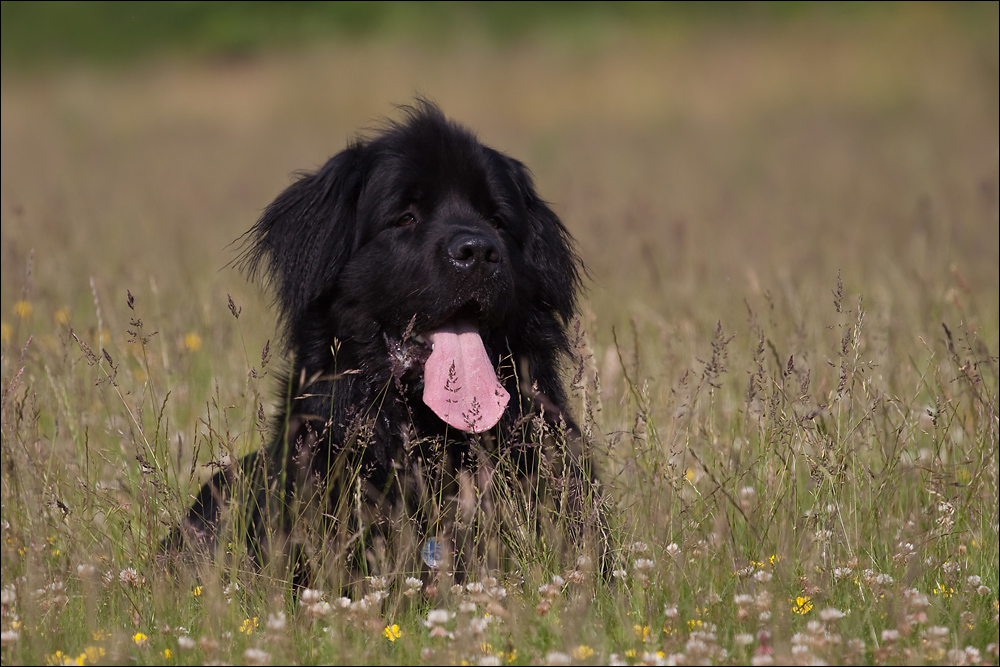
top-left (447, 233), bottom-right (500, 277)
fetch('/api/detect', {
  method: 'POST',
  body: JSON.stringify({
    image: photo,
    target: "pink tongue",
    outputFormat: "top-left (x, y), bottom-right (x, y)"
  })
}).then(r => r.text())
top-left (423, 321), bottom-right (510, 433)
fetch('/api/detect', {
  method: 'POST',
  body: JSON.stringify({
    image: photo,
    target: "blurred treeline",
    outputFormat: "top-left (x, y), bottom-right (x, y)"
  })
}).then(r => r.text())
top-left (3, 1), bottom-right (994, 71)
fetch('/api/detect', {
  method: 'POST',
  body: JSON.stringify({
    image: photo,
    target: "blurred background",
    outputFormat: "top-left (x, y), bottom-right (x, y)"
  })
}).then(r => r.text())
top-left (2, 1), bottom-right (997, 382)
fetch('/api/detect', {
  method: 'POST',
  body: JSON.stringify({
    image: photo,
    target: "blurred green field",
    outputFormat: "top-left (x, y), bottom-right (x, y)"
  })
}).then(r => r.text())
top-left (1, 3), bottom-right (998, 665)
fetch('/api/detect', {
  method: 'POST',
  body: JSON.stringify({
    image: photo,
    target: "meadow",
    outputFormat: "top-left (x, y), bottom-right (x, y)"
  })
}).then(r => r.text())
top-left (1, 4), bottom-right (998, 665)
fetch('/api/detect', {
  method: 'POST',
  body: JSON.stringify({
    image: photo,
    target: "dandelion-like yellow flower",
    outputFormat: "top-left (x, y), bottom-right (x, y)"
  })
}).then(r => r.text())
top-left (383, 624), bottom-right (401, 641)
top-left (163, 648), bottom-right (172, 659)
top-left (0, 322), bottom-right (11, 342)
top-left (685, 467), bottom-right (696, 481)
top-left (133, 632), bottom-right (148, 645)
top-left (574, 645), bottom-right (594, 659)
top-left (14, 301), bottom-right (33, 319)
top-left (184, 333), bottom-right (203, 351)
top-left (634, 624), bottom-right (653, 642)
top-left (192, 585), bottom-right (202, 597)
top-left (791, 596), bottom-right (813, 614)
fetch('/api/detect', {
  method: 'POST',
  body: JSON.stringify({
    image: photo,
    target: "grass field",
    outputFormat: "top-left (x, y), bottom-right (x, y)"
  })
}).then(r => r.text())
top-left (2, 4), bottom-right (998, 665)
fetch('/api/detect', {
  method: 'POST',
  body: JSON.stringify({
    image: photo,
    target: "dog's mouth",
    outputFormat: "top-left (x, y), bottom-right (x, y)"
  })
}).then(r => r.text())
top-left (390, 310), bottom-right (510, 434)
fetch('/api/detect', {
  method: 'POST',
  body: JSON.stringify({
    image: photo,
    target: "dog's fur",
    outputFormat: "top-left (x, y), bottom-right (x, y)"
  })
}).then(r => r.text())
top-left (170, 101), bottom-right (602, 586)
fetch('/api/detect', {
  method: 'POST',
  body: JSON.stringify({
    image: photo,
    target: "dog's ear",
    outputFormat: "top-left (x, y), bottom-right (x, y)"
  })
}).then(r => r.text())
top-left (237, 147), bottom-right (365, 327)
top-left (504, 156), bottom-right (581, 322)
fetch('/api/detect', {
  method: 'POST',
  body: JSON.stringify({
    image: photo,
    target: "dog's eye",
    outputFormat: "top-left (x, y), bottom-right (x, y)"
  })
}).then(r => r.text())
top-left (490, 215), bottom-right (505, 230)
top-left (396, 212), bottom-right (416, 228)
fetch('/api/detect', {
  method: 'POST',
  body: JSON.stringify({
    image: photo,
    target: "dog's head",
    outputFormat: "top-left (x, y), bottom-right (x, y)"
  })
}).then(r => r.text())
top-left (239, 101), bottom-right (580, 432)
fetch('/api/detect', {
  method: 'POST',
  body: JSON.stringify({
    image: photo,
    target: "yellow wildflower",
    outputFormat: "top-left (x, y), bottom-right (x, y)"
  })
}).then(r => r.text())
top-left (0, 322), bottom-right (11, 342)
top-left (383, 624), bottom-right (401, 641)
top-left (239, 617), bottom-right (259, 635)
top-left (133, 632), bottom-right (148, 645)
top-left (82, 646), bottom-right (105, 663)
top-left (14, 301), bottom-right (32, 319)
top-left (634, 624), bottom-right (653, 641)
top-left (184, 333), bottom-right (202, 351)
top-left (54, 307), bottom-right (70, 326)
top-left (792, 596), bottom-right (813, 614)
top-left (574, 645), bottom-right (594, 659)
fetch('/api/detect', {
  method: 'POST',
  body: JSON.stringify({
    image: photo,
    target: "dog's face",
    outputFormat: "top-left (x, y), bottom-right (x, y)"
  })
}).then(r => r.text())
top-left (338, 113), bottom-right (521, 341)
top-left (241, 103), bottom-right (579, 433)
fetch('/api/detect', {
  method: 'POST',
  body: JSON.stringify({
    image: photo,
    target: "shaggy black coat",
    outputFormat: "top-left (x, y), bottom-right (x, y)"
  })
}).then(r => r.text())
top-left (172, 101), bottom-right (595, 581)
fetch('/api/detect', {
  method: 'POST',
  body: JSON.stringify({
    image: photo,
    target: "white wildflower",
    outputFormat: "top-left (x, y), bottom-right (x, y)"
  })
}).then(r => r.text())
top-left (266, 612), bottom-right (286, 631)
top-left (300, 588), bottom-right (323, 605)
top-left (119, 568), bottom-right (145, 587)
top-left (309, 601), bottom-right (332, 617)
top-left (634, 558), bottom-right (655, 574)
top-left (819, 607), bottom-right (846, 623)
top-left (244, 647), bottom-right (271, 665)
top-left (468, 616), bottom-right (488, 635)
top-left (545, 651), bottom-right (572, 665)
top-left (426, 609), bottom-right (452, 626)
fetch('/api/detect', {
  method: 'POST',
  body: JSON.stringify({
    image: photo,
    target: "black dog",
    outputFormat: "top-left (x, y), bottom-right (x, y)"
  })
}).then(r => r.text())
top-left (171, 101), bottom-right (602, 587)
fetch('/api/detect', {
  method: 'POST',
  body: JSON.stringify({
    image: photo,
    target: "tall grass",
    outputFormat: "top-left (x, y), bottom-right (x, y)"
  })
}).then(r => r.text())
top-left (2, 7), bottom-right (998, 665)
